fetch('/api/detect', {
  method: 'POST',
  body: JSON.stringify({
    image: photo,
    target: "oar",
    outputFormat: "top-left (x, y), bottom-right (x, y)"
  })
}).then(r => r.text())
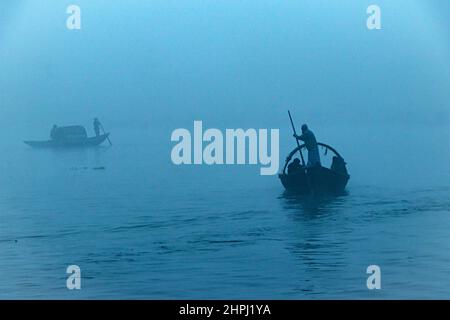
top-left (100, 123), bottom-right (112, 146)
top-left (288, 110), bottom-right (305, 166)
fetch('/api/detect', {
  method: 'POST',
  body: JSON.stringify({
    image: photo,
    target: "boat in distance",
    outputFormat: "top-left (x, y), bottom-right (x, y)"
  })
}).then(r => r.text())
top-left (24, 125), bottom-right (110, 148)
top-left (279, 142), bottom-right (350, 194)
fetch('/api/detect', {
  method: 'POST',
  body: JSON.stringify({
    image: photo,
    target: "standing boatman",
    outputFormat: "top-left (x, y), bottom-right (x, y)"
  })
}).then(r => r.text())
top-left (50, 124), bottom-right (58, 140)
top-left (293, 124), bottom-right (321, 167)
top-left (93, 118), bottom-right (101, 137)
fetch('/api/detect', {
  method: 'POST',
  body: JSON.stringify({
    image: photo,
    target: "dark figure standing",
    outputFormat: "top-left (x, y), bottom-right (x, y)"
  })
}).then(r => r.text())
top-left (50, 125), bottom-right (58, 140)
top-left (93, 118), bottom-right (101, 137)
top-left (293, 124), bottom-right (321, 167)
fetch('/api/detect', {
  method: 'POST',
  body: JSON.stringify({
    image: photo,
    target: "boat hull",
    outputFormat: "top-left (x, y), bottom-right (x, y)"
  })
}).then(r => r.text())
top-left (24, 133), bottom-right (110, 148)
top-left (279, 166), bottom-right (349, 194)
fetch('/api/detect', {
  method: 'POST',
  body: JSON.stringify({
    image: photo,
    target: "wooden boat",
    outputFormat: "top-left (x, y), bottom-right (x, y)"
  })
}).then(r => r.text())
top-left (24, 125), bottom-right (110, 148)
top-left (279, 142), bottom-right (350, 194)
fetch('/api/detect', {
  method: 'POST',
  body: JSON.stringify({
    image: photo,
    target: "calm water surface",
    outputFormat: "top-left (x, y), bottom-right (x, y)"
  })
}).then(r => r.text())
top-left (0, 125), bottom-right (449, 299)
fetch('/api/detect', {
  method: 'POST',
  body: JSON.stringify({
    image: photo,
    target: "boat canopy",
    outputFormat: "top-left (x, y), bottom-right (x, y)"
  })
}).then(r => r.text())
top-left (282, 142), bottom-right (347, 175)
top-left (55, 126), bottom-right (87, 139)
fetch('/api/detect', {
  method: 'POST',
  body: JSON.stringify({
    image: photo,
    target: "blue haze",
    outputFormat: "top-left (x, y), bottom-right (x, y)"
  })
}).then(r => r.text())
top-left (0, 0), bottom-right (449, 298)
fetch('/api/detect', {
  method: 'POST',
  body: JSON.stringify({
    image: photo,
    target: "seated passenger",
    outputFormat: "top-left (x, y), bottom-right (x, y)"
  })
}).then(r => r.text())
top-left (288, 158), bottom-right (302, 174)
top-left (331, 156), bottom-right (348, 175)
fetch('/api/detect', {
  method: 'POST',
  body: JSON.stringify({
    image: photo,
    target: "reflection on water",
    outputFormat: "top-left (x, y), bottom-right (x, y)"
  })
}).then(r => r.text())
top-left (278, 191), bottom-right (352, 296)
top-left (279, 190), bottom-right (349, 217)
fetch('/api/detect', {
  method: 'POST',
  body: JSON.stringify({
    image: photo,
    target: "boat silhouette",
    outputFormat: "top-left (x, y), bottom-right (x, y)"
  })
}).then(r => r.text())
top-left (279, 142), bottom-right (350, 194)
top-left (24, 125), bottom-right (110, 148)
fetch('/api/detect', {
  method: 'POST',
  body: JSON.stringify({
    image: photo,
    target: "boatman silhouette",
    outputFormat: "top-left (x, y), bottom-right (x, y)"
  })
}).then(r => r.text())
top-left (93, 118), bottom-right (101, 137)
top-left (293, 124), bottom-right (321, 167)
top-left (50, 124), bottom-right (58, 140)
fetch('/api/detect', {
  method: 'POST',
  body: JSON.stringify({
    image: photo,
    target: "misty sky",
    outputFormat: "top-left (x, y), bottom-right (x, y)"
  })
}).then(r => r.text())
top-left (0, 0), bottom-right (448, 135)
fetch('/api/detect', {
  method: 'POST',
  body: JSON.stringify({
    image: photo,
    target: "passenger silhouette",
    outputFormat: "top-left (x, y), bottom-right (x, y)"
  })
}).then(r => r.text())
top-left (288, 158), bottom-right (302, 174)
top-left (331, 156), bottom-right (348, 175)
top-left (293, 124), bottom-right (321, 167)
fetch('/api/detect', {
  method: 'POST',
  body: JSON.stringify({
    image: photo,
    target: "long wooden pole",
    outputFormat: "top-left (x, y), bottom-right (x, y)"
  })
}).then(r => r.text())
top-left (100, 123), bottom-right (112, 146)
top-left (288, 110), bottom-right (305, 166)
top-left (288, 110), bottom-right (314, 194)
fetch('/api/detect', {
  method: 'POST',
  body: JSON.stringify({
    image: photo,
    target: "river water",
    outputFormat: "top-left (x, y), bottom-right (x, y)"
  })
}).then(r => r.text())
top-left (0, 125), bottom-right (449, 299)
